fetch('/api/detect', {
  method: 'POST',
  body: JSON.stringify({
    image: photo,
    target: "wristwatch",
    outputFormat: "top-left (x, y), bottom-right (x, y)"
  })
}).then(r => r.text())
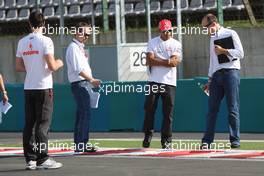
top-left (1, 90), bottom-right (7, 95)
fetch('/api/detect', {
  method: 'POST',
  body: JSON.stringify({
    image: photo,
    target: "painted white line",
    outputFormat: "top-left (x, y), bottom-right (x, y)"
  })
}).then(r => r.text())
top-left (49, 138), bottom-right (264, 143)
top-left (93, 139), bottom-right (264, 143)
top-left (77, 154), bottom-right (264, 162)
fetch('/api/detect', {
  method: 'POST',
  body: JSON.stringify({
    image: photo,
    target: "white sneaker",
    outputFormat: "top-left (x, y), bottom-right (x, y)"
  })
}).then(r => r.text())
top-left (36, 158), bottom-right (63, 170)
top-left (25, 160), bottom-right (36, 170)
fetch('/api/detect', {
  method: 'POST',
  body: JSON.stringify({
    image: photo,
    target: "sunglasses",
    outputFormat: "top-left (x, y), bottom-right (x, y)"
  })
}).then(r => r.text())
top-left (161, 30), bottom-right (172, 34)
top-left (205, 22), bottom-right (213, 28)
top-left (205, 16), bottom-right (215, 28)
top-left (84, 33), bottom-right (90, 38)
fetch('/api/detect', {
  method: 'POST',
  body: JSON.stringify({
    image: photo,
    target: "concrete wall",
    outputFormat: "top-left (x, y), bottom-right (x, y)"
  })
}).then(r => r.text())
top-left (0, 28), bottom-right (264, 83)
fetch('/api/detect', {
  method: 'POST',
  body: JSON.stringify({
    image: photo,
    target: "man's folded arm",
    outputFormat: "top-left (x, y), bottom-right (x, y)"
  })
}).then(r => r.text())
top-left (146, 52), bottom-right (181, 67)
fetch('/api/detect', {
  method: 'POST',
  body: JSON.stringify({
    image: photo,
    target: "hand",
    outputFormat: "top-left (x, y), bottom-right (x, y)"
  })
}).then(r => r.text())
top-left (2, 94), bottom-right (8, 104)
top-left (168, 58), bottom-right (179, 67)
top-left (56, 59), bottom-right (64, 68)
top-left (214, 45), bottom-right (227, 55)
top-left (203, 82), bottom-right (210, 95)
top-left (90, 79), bottom-right (101, 88)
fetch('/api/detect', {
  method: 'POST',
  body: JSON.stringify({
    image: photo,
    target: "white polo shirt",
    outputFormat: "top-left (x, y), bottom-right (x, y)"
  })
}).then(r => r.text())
top-left (16, 32), bottom-right (54, 90)
top-left (209, 27), bottom-right (244, 77)
top-left (66, 39), bottom-right (92, 83)
top-left (146, 36), bottom-right (182, 86)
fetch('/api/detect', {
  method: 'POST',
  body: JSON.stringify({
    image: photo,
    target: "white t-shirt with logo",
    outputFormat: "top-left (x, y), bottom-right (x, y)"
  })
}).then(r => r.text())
top-left (146, 36), bottom-right (182, 86)
top-left (16, 32), bottom-right (54, 90)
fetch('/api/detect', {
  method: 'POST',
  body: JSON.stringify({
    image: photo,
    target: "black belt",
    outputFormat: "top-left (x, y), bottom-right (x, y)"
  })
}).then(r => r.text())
top-left (71, 80), bottom-right (87, 85)
top-left (216, 68), bottom-right (238, 74)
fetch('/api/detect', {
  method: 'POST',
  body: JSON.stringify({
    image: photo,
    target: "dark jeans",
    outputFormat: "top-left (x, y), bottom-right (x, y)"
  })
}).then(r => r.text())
top-left (23, 89), bottom-right (53, 164)
top-left (71, 81), bottom-right (91, 151)
top-left (143, 82), bottom-right (176, 141)
top-left (202, 69), bottom-right (240, 145)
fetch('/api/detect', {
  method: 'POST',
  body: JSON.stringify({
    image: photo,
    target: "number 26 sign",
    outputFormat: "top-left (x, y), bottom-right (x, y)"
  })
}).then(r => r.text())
top-left (129, 47), bottom-right (147, 72)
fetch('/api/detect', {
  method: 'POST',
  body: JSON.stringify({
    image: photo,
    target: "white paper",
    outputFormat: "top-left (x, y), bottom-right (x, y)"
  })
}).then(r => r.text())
top-left (84, 85), bottom-right (100, 109)
top-left (90, 92), bottom-right (100, 108)
top-left (0, 101), bottom-right (12, 114)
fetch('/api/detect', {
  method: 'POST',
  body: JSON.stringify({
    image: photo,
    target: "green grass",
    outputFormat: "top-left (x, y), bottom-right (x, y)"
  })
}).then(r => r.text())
top-left (1, 139), bottom-right (264, 150)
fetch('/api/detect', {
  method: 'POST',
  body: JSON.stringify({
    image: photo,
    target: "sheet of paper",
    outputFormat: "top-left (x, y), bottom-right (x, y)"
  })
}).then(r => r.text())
top-left (0, 101), bottom-right (12, 114)
top-left (90, 92), bottom-right (100, 109)
top-left (84, 85), bottom-right (100, 109)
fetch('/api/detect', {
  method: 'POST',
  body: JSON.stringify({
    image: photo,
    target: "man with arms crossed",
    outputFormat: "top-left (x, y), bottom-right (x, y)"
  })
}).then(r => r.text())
top-left (142, 19), bottom-right (182, 149)
top-left (16, 10), bottom-right (63, 169)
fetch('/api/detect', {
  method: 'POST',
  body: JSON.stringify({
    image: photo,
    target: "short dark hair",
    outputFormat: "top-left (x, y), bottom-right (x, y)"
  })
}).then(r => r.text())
top-left (76, 22), bottom-right (91, 33)
top-left (205, 13), bottom-right (218, 24)
top-left (29, 10), bottom-right (45, 28)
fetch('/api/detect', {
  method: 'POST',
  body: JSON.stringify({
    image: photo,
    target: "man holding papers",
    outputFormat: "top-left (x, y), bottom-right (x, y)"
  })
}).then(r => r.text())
top-left (0, 73), bottom-right (11, 124)
top-left (0, 74), bottom-right (8, 104)
top-left (201, 14), bottom-right (244, 149)
top-left (66, 22), bottom-right (101, 153)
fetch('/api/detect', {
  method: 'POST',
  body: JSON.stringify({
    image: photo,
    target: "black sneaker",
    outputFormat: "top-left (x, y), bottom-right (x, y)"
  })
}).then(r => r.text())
top-left (161, 138), bottom-right (172, 149)
top-left (161, 141), bottom-right (172, 149)
top-left (231, 143), bottom-right (240, 149)
top-left (200, 143), bottom-right (210, 150)
top-left (84, 146), bottom-right (97, 152)
top-left (142, 135), bottom-right (152, 148)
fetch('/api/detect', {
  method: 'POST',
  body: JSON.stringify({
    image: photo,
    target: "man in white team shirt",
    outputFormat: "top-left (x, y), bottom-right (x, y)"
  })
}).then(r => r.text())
top-left (16, 11), bottom-right (63, 170)
top-left (142, 19), bottom-right (182, 149)
top-left (66, 22), bottom-right (101, 153)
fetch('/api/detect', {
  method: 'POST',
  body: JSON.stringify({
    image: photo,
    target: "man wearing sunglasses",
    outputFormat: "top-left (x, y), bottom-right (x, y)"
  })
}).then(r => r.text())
top-left (142, 19), bottom-right (182, 149)
top-left (201, 14), bottom-right (244, 149)
top-left (66, 22), bottom-right (101, 153)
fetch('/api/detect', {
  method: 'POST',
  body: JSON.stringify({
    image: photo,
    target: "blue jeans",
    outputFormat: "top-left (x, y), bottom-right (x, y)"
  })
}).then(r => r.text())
top-left (71, 81), bottom-right (91, 151)
top-left (202, 69), bottom-right (240, 145)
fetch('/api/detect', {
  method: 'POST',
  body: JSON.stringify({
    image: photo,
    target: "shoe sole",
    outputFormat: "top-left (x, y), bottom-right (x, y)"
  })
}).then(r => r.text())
top-left (36, 164), bottom-right (63, 170)
top-left (25, 167), bottom-right (36, 170)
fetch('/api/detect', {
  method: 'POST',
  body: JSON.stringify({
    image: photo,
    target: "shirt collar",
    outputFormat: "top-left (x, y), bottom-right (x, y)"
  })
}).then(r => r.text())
top-left (214, 26), bottom-right (224, 37)
top-left (30, 31), bottom-right (43, 36)
top-left (73, 38), bottom-right (85, 48)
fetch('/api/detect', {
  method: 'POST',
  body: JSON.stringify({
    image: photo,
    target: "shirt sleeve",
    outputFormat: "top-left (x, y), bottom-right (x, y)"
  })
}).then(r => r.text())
top-left (16, 40), bottom-right (22, 58)
top-left (208, 39), bottom-right (214, 77)
top-left (227, 31), bottom-right (244, 60)
top-left (66, 45), bottom-right (85, 75)
top-left (43, 37), bottom-right (54, 55)
top-left (146, 40), bottom-right (154, 54)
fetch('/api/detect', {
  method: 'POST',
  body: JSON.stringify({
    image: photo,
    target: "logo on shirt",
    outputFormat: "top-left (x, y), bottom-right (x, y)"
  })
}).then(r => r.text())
top-left (166, 47), bottom-right (172, 52)
top-left (22, 43), bottom-right (39, 56)
top-left (29, 43), bottom-right (33, 50)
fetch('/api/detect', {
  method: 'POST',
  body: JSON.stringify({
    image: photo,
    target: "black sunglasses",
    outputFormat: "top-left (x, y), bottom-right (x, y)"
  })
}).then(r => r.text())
top-left (205, 16), bottom-right (215, 28)
top-left (84, 33), bottom-right (90, 38)
top-left (161, 30), bottom-right (172, 34)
